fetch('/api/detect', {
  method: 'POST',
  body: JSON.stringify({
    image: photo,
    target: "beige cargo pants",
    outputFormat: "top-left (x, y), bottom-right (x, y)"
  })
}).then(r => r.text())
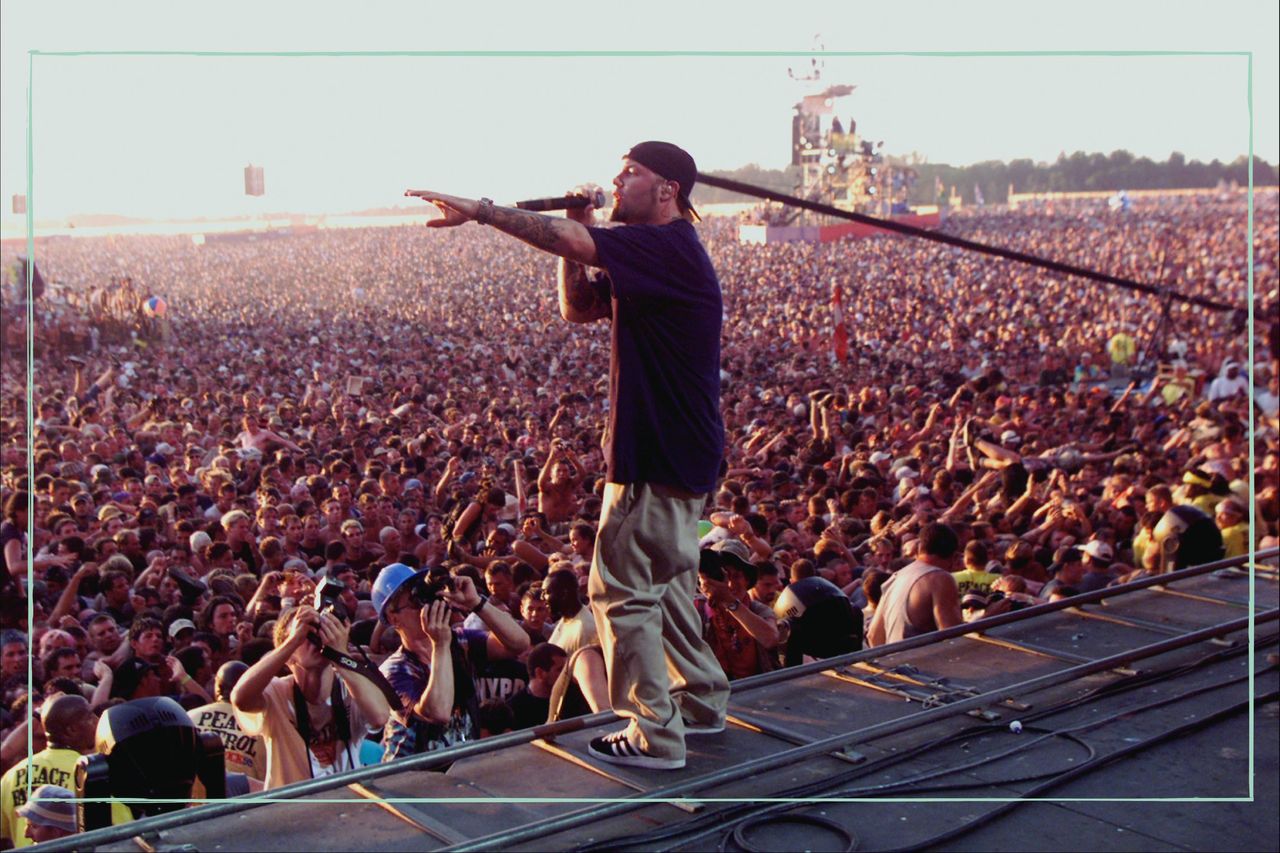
top-left (588, 482), bottom-right (730, 759)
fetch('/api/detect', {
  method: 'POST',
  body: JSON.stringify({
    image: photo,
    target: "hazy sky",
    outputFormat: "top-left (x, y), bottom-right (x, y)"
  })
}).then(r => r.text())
top-left (1, 0), bottom-right (1276, 224)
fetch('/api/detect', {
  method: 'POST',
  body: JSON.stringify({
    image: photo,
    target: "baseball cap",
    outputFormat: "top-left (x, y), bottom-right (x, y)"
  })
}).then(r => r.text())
top-left (1000, 430), bottom-right (1021, 446)
top-left (168, 618), bottom-right (196, 639)
top-left (626, 141), bottom-right (700, 220)
top-left (16, 785), bottom-right (77, 834)
top-left (1081, 540), bottom-right (1114, 562)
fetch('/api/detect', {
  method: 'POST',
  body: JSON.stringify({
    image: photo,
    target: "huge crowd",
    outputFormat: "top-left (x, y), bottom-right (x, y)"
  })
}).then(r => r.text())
top-left (0, 187), bottom-right (1277, 844)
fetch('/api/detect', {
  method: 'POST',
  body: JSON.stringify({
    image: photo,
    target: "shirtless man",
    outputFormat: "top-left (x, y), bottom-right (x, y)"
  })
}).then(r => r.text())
top-left (235, 414), bottom-right (302, 455)
top-left (537, 439), bottom-right (584, 527)
top-left (867, 523), bottom-right (963, 646)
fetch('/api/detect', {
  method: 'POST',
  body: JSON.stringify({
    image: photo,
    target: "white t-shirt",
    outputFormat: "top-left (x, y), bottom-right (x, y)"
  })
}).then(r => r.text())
top-left (1207, 374), bottom-right (1249, 401)
top-left (235, 675), bottom-right (373, 790)
top-left (548, 608), bottom-right (599, 656)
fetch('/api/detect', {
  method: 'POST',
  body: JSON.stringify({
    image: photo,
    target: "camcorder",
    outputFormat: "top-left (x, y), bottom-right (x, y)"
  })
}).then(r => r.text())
top-left (407, 566), bottom-right (456, 609)
top-left (313, 577), bottom-right (349, 622)
top-left (167, 566), bottom-right (208, 606)
top-left (309, 578), bottom-right (402, 707)
top-left (697, 550), bottom-right (726, 583)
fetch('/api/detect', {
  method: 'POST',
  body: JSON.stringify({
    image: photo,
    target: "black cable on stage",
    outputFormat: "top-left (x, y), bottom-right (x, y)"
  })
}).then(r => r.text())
top-left (578, 640), bottom-right (1275, 853)
top-left (695, 173), bottom-right (1244, 314)
top-left (701, 659), bottom-right (1280, 852)
top-left (886, 688), bottom-right (1280, 853)
top-left (723, 813), bottom-right (858, 853)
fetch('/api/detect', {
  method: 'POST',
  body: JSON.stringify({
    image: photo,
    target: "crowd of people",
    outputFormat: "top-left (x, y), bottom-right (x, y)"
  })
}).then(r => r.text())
top-left (0, 186), bottom-right (1277, 842)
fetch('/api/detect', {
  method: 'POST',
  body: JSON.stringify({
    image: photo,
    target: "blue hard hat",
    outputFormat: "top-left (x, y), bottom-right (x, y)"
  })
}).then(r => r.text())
top-left (371, 562), bottom-right (428, 624)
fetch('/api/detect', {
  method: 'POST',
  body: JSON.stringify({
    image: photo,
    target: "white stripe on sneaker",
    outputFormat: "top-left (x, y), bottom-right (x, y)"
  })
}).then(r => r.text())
top-left (587, 730), bottom-right (686, 770)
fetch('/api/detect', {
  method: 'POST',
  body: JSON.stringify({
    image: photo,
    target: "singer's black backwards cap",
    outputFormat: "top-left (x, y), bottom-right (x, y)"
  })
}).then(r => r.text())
top-left (626, 141), bottom-right (700, 221)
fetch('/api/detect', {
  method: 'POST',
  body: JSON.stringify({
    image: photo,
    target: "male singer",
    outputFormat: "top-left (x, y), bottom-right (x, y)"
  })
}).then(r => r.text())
top-left (408, 141), bottom-right (729, 769)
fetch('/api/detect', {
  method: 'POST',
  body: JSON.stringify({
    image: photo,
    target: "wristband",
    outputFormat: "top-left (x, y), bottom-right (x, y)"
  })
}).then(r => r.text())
top-left (725, 599), bottom-right (740, 613)
top-left (470, 593), bottom-right (490, 615)
top-left (476, 198), bottom-right (495, 225)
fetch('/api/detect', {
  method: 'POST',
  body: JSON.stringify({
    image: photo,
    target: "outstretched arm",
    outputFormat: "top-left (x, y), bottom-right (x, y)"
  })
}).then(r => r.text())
top-left (406, 190), bottom-right (598, 265)
top-left (410, 187), bottom-right (609, 323)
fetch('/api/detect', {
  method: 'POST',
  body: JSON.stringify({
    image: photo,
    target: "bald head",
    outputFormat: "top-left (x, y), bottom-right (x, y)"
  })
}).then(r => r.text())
top-left (40, 693), bottom-right (96, 752)
top-left (214, 660), bottom-right (249, 703)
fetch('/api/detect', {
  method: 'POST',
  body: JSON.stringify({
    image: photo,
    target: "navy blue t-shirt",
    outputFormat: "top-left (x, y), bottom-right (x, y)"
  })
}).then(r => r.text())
top-left (588, 219), bottom-right (725, 495)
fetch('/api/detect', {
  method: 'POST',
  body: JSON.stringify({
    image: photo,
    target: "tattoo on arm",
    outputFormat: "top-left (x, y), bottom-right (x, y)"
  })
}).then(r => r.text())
top-left (559, 260), bottom-right (610, 323)
top-left (489, 207), bottom-right (566, 254)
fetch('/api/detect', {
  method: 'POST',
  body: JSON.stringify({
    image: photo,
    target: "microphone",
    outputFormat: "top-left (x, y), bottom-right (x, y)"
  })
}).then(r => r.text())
top-left (514, 188), bottom-right (607, 211)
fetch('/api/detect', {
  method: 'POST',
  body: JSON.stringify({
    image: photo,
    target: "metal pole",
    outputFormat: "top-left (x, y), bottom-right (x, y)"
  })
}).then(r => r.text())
top-left (698, 173), bottom-right (1242, 313)
top-left (724, 710), bottom-right (866, 764)
top-left (965, 632), bottom-right (1106, 666)
top-left (1147, 585), bottom-right (1252, 608)
top-left (1067, 605), bottom-right (1186, 636)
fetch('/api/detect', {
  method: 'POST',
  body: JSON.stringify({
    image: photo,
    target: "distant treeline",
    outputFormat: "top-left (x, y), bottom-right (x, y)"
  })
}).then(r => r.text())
top-left (693, 152), bottom-right (1279, 207)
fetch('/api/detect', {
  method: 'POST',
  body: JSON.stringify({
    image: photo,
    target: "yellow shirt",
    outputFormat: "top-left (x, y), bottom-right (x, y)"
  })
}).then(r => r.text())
top-left (1108, 333), bottom-right (1135, 365)
top-left (1132, 528), bottom-right (1155, 570)
top-left (1161, 378), bottom-right (1195, 406)
top-left (1220, 523), bottom-right (1252, 559)
top-left (1189, 493), bottom-right (1221, 516)
top-left (0, 747), bottom-right (132, 847)
top-left (951, 568), bottom-right (1001, 597)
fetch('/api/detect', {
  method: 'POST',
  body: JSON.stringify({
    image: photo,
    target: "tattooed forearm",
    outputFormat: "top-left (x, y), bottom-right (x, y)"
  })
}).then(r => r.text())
top-left (559, 259), bottom-right (610, 323)
top-left (490, 207), bottom-right (567, 254)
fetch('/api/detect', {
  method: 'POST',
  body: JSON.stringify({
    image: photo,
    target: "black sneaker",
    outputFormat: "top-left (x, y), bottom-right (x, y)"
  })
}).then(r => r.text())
top-left (587, 731), bottom-right (685, 770)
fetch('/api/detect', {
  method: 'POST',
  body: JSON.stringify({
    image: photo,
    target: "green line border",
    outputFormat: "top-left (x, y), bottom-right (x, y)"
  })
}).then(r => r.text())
top-left (21, 46), bottom-right (36, 815)
top-left (16, 48), bottom-right (1263, 819)
top-left (1245, 49), bottom-right (1257, 804)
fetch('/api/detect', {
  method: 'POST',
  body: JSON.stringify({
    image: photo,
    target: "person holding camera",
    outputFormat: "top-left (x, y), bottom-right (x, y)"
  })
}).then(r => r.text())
top-left (697, 542), bottom-right (780, 680)
top-left (409, 141), bottom-right (729, 770)
top-left (372, 563), bottom-right (529, 761)
top-left (538, 437), bottom-right (585, 528)
top-left (231, 600), bottom-right (390, 789)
